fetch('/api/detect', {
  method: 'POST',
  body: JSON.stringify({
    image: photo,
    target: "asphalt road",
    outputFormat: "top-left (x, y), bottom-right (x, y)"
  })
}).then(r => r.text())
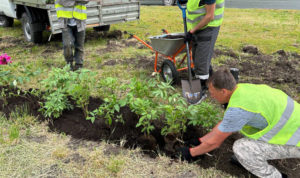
top-left (226, 0), bottom-right (300, 10)
top-left (140, 0), bottom-right (300, 10)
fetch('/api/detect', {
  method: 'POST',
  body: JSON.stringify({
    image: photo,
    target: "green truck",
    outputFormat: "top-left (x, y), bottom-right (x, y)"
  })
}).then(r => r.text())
top-left (0, 0), bottom-right (140, 43)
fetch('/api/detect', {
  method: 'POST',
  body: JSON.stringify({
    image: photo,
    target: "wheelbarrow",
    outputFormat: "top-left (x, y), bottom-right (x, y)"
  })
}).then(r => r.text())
top-left (131, 30), bottom-right (194, 84)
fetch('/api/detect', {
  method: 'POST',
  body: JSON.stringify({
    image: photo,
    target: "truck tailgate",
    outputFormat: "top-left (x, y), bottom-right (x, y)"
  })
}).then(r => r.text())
top-left (48, 0), bottom-right (140, 34)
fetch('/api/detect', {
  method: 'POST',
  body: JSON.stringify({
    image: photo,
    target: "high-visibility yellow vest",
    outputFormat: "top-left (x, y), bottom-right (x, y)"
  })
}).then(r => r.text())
top-left (186, 0), bottom-right (224, 31)
top-left (227, 84), bottom-right (300, 147)
top-left (55, 0), bottom-right (87, 20)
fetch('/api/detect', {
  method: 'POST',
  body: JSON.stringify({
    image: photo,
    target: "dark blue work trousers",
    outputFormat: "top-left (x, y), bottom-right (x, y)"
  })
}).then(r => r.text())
top-left (192, 26), bottom-right (220, 79)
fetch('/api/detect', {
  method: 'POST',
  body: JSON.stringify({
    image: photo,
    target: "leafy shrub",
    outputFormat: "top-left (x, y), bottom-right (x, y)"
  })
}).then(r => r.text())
top-left (67, 69), bottom-right (97, 117)
top-left (40, 66), bottom-right (75, 118)
top-left (40, 66), bottom-right (96, 119)
top-left (88, 75), bottom-right (221, 137)
top-left (125, 77), bottom-right (160, 135)
top-left (187, 102), bottom-right (222, 129)
top-left (40, 89), bottom-right (73, 118)
top-left (40, 66), bottom-right (76, 91)
top-left (131, 98), bottom-right (158, 135)
top-left (88, 77), bottom-right (127, 124)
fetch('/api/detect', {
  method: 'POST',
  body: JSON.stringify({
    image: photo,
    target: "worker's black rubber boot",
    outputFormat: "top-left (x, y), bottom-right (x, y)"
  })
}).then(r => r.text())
top-left (67, 62), bottom-right (74, 71)
top-left (209, 65), bottom-right (214, 77)
top-left (200, 79), bottom-right (208, 96)
top-left (200, 79), bottom-right (207, 91)
top-left (74, 63), bottom-right (83, 71)
top-left (230, 68), bottom-right (239, 83)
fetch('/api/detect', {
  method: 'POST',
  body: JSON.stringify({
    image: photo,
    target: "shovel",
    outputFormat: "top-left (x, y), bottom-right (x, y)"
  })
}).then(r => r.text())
top-left (177, 1), bottom-right (202, 104)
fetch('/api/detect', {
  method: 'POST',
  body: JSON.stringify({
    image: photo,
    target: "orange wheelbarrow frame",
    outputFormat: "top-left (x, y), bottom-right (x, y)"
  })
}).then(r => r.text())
top-left (131, 30), bottom-right (194, 82)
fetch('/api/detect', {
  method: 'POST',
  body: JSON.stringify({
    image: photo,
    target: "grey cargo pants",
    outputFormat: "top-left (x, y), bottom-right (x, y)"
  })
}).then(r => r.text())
top-left (62, 25), bottom-right (85, 65)
top-left (233, 138), bottom-right (300, 178)
top-left (192, 26), bottom-right (220, 79)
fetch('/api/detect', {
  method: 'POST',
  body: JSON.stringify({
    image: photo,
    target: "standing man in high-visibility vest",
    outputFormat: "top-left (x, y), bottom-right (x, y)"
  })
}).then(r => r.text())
top-left (178, 68), bottom-right (300, 178)
top-left (183, 0), bottom-right (224, 97)
top-left (55, 0), bottom-right (88, 70)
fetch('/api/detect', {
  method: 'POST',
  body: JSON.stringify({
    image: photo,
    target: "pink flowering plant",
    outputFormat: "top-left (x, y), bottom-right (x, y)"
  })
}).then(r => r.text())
top-left (0, 53), bottom-right (12, 65)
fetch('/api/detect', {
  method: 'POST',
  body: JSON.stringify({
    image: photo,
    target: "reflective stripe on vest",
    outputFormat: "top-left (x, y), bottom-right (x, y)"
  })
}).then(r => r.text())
top-left (55, 2), bottom-right (87, 20)
top-left (187, 13), bottom-right (224, 24)
top-left (287, 127), bottom-right (300, 145)
top-left (258, 96), bottom-right (295, 142)
top-left (227, 84), bottom-right (300, 147)
top-left (186, 0), bottom-right (224, 30)
top-left (188, 2), bottom-right (225, 15)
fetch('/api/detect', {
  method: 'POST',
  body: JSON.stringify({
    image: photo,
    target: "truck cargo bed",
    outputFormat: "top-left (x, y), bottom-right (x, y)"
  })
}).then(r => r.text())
top-left (12, 0), bottom-right (140, 34)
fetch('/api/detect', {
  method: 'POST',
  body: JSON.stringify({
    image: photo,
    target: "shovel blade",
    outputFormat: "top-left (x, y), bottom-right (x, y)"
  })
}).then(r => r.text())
top-left (181, 79), bottom-right (202, 104)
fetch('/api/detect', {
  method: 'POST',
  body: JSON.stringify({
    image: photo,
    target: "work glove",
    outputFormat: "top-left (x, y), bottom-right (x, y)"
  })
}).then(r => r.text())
top-left (184, 31), bottom-right (193, 43)
top-left (177, 146), bottom-right (193, 162)
top-left (184, 138), bottom-right (201, 147)
top-left (178, 0), bottom-right (188, 5)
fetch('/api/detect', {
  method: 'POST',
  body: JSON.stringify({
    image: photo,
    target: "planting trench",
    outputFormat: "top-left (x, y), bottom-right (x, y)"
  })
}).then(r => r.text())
top-left (1, 86), bottom-right (300, 178)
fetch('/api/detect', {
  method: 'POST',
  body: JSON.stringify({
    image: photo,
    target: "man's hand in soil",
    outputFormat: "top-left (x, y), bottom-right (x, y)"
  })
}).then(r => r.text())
top-left (184, 138), bottom-right (201, 147)
top-left (177, 146), bottom-right (205, 162)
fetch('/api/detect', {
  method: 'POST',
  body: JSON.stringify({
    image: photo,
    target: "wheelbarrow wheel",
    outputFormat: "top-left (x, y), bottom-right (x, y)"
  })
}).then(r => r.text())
top-left (161, 60), bottom-right (179, 84)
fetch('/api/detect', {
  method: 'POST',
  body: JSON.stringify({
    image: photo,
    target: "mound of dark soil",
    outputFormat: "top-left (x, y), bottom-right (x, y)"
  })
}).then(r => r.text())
top-left (214, 47), bottom-right (300, 100)
top-left (1, 86), bottom-right (299, 178)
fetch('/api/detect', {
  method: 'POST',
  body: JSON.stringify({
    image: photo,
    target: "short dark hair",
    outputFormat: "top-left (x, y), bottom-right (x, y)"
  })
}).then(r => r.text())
top-left (207, 67), bottom-right (236, 90)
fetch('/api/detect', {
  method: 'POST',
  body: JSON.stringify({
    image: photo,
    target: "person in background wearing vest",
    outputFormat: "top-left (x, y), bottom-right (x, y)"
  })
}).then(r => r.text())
top-left (184, 0), bottom-right (224, 98)
top-left (178, 68), bottom-right (300, 178)
top-left (55, 0), bottom-right (88, 70)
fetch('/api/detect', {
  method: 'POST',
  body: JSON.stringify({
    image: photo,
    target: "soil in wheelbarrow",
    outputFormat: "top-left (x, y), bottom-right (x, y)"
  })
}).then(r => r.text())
top-left (1, 86), bottom-right (300, 178)
top-left (161, 34), bottom-right (185, 39)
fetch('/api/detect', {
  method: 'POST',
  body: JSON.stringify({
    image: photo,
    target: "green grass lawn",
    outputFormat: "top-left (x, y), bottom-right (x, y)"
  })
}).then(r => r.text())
top-left (113, 6), bottom-right (300, 54)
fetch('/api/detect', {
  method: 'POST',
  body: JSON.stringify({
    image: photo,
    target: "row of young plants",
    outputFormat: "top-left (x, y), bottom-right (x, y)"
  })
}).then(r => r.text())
top-left (0, 63), bottom-right (222, 137)
top-left (89, 76), bottom-right (222, 137)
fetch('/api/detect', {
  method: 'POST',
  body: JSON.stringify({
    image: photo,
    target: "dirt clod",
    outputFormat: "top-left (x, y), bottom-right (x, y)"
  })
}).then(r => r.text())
top-left (242, 45), bottom-right (259, 55)
top-left (276, 49), bottom-right (288, 57)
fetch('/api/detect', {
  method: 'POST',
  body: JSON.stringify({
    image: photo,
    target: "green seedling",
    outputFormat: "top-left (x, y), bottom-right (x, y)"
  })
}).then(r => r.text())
top-left (67, 69), bottom-right (97, 118)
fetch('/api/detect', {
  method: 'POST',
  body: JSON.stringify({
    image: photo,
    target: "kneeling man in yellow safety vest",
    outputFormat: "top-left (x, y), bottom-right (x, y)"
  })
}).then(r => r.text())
top-left (178, 67), bottom-right (300, 178)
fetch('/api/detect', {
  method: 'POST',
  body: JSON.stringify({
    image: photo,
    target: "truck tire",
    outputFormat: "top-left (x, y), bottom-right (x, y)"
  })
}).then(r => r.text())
top-left (93, 25), bottom-right (110, 32)
top-left (163, 0), bottom-right (175, 6)
top-left (21, 13), bottom-right (43, 43)
top-left (0, 15), bottom-right (14, 27)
